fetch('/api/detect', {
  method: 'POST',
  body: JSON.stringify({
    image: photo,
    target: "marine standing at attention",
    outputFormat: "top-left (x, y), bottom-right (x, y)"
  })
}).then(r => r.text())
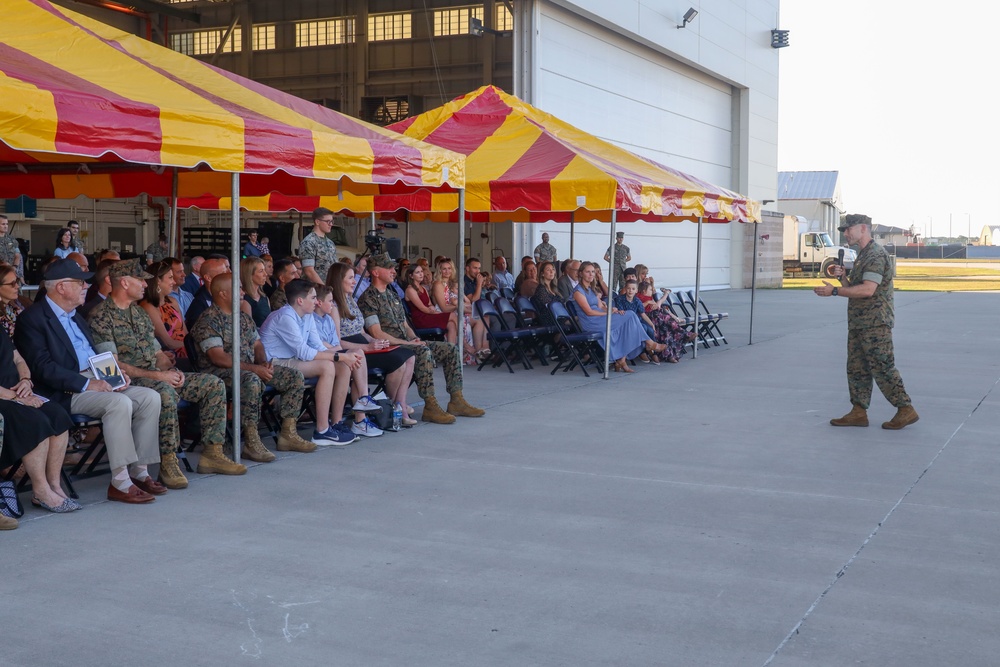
top-left (814, 214), bottom-right (918, 430)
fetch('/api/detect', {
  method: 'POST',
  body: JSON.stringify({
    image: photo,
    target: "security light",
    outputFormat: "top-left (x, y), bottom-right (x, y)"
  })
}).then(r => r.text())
top-left (677, 8), bottom-right (699, 29)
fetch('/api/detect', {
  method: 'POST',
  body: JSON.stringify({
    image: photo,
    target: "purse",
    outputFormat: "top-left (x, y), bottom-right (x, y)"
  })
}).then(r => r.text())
top-left (369, 397), bottom-right (395, 431)
top-left (0, 480), bottom-right (24, 519)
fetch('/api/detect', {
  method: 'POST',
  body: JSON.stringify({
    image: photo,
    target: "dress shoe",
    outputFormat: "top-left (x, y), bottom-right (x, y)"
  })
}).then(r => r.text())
top-left (107, 483), bottom-right (155, 504)
top-left (131, 476), bottom-right (168, 495)
top-left (882, 405), bottom-right (919, 430)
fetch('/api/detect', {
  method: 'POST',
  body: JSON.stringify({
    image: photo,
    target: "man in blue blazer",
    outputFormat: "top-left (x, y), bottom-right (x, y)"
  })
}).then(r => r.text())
top-left (15, 259), bottom-right (163, 504)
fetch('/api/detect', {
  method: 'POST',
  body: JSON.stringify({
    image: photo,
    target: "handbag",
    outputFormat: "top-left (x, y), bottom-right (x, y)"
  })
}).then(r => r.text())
top-left (369, 397), bottom-right (394, 431)
top-left (0, 480), bottom-right (23, 519)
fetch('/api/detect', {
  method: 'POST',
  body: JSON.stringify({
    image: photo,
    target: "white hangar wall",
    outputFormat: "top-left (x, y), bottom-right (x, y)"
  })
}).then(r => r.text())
top-left (511, 0), bottom-right (780, 290)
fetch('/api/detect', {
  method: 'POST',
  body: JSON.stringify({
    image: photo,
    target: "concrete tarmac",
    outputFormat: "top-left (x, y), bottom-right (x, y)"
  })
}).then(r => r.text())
top-left (5, 289), bottom-right (999, 666)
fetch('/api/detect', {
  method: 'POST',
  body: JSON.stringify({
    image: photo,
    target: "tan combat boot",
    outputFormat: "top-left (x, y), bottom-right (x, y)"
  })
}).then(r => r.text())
top-left (241, 423), bottom-right (276, 462)
top-left (882, 405), bottom-right (919, 430)
top-left (830, 405), bottom-right (869, 427)
top-left (197, 443), bottom-right (248, 475)
top-left (0, 513), bottom-right (17, 530)
top-left (447, 391), bottom-right (485, 418)
top-left (158, 451), bottom-right (189, 489)
top-left (421, 396), bottom-right (456, 424)
top-left (276, 418), bottom-right (317, 452)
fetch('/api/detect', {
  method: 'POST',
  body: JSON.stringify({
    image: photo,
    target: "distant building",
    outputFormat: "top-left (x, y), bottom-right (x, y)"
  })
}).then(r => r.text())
top-left (980, 225), bottom-right (1000, 246)
top-left (871, 224), bottom-right (910, 246)
top-left (776, 171), bottom-right (845, 241)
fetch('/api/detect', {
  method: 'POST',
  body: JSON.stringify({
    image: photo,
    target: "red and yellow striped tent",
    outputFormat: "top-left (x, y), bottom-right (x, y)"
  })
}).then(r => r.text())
top-left (0, 0), bottom-right (464, 205)
top-left (382, 85), bottom-right (758, 224)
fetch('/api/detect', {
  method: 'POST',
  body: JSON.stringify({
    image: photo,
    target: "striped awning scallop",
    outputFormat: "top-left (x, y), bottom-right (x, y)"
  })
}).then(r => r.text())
top-left (0, 0), bottom-right (464, 200)
top-left (385, 85), bottom-right (758, 223)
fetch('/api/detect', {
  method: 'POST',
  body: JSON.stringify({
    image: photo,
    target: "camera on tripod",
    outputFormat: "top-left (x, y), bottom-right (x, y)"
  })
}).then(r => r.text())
top-left (364, 227), bottom-right (385, 253)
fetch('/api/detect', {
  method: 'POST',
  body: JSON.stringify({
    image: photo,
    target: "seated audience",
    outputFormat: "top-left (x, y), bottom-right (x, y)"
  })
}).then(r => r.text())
top-left (90, 258), bottom-right (246, 486)
top-left (15, 258), bottom-right (162, 505)
top-left (635, 281), bottom-right (695, 363)
top-left (189, 273), bottom-right (316, 455)
top-left (634, 264), bottom-right (654, 290)
top-left (405, 264), bottom-right (456, 342)
top-left (358, 253), bottom-right (484, 424)
top-left (80, 259), bottom-right (115, 319)
top-left (571, 261), bottom-right (663, 373)
top-left (268, 258), bottom-right (299, 311)
top-left (259, 279), bottom-right (378, 443)
top-left (492, 256), bottom-right (515, 291)
top-left (181, 256), bottom-right (204, 295)
top-left (531, 261), bottom-right (561, 326)
top-left (0, 329), bottom-right (78, 515)
top-left (260, 255), bottom-right (277, 297)
top-left (185, 256), bottom-right (230, 329)
top-left (327, 263), bottom-right (417, 426)
top-left (432, 257), bottom-right (489, 364)
top-left (168, 258), bottom-right (193, 317)
top-left (0, 265), bottom-right (23, 339)
top-left (558, 259), bottom-right (580, 300)
top-left (140, 260), bottom-right (187, 358)
top-left (240, 257), bottom-right (271, 328)
top-left (518, 260), bottom-right (539, 298)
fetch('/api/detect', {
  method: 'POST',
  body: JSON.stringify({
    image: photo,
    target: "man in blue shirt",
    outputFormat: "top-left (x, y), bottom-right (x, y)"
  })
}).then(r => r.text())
top-left (243, 231), bottom-right (263, 258)
top-left (168, 258), bottom-right (193, 317)
top-left (259, 279), bottom-right (381, 443)
top-left (491, 256), bottom-right (515, 291)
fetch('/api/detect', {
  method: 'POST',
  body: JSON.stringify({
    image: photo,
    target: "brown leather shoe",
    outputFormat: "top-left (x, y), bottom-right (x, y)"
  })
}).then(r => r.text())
top-left (882, 405), bottom-right (919, 430)
top-left (830, 405), bottom-right (868, 427)
top-left (130, 476), bottom-right (168, 496)
top-left (107, 483), bottom-right (155, 504)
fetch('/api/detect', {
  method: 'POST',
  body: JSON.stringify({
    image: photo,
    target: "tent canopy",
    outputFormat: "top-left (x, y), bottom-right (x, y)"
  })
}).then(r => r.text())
top-left (0, 0), bottom-right (464, 204)
top-left (382, 86), bottom-right (758, 224)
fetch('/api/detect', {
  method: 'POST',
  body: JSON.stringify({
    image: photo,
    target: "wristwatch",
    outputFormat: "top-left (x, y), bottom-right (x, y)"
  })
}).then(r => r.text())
top-left (334, 352), bottom-right (340, 362)
top-left (831, 287), bottom-right (839, 297)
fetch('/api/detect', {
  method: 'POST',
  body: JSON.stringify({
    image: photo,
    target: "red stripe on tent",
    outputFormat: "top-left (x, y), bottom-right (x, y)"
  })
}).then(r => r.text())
top-left (403, 89), bottom-right (513, 157)
top-left (0, 44), bottom-right (162, 163)
top-left (0, 174), bottom-right (56, 198)
top-left (488, 132), bottom-right (580, 211)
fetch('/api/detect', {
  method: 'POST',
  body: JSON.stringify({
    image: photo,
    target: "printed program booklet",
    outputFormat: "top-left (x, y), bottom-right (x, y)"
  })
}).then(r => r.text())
top-left (88, 352), bottom-right (126, 390)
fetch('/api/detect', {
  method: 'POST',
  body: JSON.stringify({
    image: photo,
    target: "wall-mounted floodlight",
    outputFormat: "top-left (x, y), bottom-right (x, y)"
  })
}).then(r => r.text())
top-left (677, 7), bottom-right (698, 29)
top-left (771, 29), bottom-right (790, 48)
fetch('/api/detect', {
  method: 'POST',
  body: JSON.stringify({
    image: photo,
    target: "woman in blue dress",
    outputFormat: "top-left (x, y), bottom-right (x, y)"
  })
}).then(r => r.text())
top-left (572, 262), bottom-right (665, 373)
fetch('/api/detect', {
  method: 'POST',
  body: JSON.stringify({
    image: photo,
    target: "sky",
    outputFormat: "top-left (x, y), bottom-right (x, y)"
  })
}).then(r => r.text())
top-left (777, 0), bottom-right (1000, 239)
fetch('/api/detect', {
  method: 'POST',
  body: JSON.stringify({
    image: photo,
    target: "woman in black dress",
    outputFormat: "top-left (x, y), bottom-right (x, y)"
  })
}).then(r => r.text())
top-left (327, 262), bottom-right (417, 426)
top-left (0, 329), bottom-right (78, 513)
top-left (240, 257), bottom-right (271, 328)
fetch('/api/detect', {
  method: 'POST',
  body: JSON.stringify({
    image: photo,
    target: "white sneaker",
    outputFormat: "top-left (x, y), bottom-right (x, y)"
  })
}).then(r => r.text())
top-left (351, 418), bottom-right (383, 438)
top-left (351, 395), bottom-right (382, 413)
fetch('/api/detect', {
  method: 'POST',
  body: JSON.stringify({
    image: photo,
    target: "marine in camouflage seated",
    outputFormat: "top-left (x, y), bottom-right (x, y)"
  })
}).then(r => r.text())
top-left (88, 258), bottom-right (246, 488)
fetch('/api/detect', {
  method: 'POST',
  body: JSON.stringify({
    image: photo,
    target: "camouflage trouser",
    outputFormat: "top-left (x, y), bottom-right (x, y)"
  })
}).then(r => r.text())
top-left (133, 373), bottom-right (227, 455)
top-left (400, 341), bottom-right (462, 399)
top-left (207, 365), bottom-right (304, 424)
top-left (847, 325), bottom-right (911, 409)
top-left (611, 265), bottom-right (625, 292)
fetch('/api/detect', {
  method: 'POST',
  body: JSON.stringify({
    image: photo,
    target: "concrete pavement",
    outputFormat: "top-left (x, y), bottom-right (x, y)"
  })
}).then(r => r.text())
top-left (4, 288), bottom-right (999, 666)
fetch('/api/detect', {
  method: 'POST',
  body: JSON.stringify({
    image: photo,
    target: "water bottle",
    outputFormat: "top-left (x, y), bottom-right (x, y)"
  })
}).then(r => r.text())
top-left (392, 402), bottom-right (403, 432)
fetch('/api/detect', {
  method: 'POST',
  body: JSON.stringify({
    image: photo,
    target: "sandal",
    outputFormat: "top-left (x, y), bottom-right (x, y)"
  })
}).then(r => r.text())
top-left (31, 496), bottom-right (78, 513)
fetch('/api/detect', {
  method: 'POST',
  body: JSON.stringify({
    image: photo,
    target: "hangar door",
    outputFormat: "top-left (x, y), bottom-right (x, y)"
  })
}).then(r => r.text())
top-left (523, 1), bottom-right (736, 289)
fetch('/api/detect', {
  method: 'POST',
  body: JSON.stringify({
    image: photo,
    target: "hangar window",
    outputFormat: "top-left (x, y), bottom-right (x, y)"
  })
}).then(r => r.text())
top-left (295, 18), bottom-right (355, 47)
top-left (368, 12), bottom-right (412, 41)
top-left (495, 4), bottom-right (513, 31)
top-left (433, 6), bottom-right (483, 36)
top-left (170, 27), bottom-right (242, 56)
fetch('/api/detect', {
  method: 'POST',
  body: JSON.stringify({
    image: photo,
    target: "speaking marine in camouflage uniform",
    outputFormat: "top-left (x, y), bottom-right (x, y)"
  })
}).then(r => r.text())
top-left (189, 272), bottom-right (316, 456)
top-left (357, 253), bottom-right (484, 424)
top-left (88, 259), bottom-right (246, 488)
top-left (814, 214), bottom-right (918, 430)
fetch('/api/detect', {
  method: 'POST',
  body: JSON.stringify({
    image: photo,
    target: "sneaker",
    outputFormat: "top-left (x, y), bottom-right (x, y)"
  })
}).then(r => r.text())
top-left (351, 395), bottom-right (382, 413)
top-left (332, 421), bottom-right (361, 443)
top-left (311, 427), bottom-right (355, 447)
top-left (351, 418), bottom-right (384, 438)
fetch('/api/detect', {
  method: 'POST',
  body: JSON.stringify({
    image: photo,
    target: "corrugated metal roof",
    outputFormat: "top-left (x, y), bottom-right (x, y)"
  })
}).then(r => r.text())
top-left (872, 224), bottom-right (909, 234)
top-left (777, 171), bottom-right (839, 200)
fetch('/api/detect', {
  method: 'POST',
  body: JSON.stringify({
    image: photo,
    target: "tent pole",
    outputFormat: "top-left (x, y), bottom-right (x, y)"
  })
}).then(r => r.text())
top-left (570, 211), bottom-right (575, 259)
top-left (693, 217), bottom-right (702, 360)
top-left (603, 211), bottom-right (616, 379)
top-left (405, 213), bottom-right (410, 259)
top-left (168, 168), bottom-right (179, 258)
top-left (750, 222), bottom-right (758, 345)
top-left (457, 189), bottom-right (466, 379)
top-left (230, 173), bottom-right (241, 461)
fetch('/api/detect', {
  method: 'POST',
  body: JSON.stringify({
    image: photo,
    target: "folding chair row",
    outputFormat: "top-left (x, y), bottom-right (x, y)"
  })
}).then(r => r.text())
top-left (665, 291), bottom-right (728, 348)
top-left (546, 301), bottom-right (604, 377)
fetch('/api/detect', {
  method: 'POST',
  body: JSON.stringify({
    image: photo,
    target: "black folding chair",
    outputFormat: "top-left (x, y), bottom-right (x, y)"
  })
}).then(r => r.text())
top-left (495, 297), bottom-right (550, 366)
top-left (402, 301), bottom-right (446, 341)
top-left (499, 287), bottom-right (516, 301)
top-left (547, 301), bottom-right (603, 377)
top-left (65, 414), bottom-right (109, 488)
top-left (474, 298), bottom-right (535, 373)
top-left (684, 291), bottom-right (728, 346)
top-left (666, 294), bottom-right (712, 350)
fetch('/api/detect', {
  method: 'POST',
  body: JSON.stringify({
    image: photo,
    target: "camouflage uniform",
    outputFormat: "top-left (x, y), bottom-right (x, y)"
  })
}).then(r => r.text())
top-left (268, 287), bottom-right (287, 311)
top-left (533, 241), bottom-right (558, 264)
top-left (298, 231), bottom-right (337, 284)
top-left (88, 298), bottom-right (227, 456)
top-left (190, 304), bottom-right (305, 424)
top-left (606, 242), bottom-right (630, 291)
top-left (357, 285), bottom-right (462, 398)
top-left (144, 242), bottom-right (166, 264)
top-left (0, 235), bottom-right (23, 279)
top-left (844, 240), bottom-right (911, 410)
